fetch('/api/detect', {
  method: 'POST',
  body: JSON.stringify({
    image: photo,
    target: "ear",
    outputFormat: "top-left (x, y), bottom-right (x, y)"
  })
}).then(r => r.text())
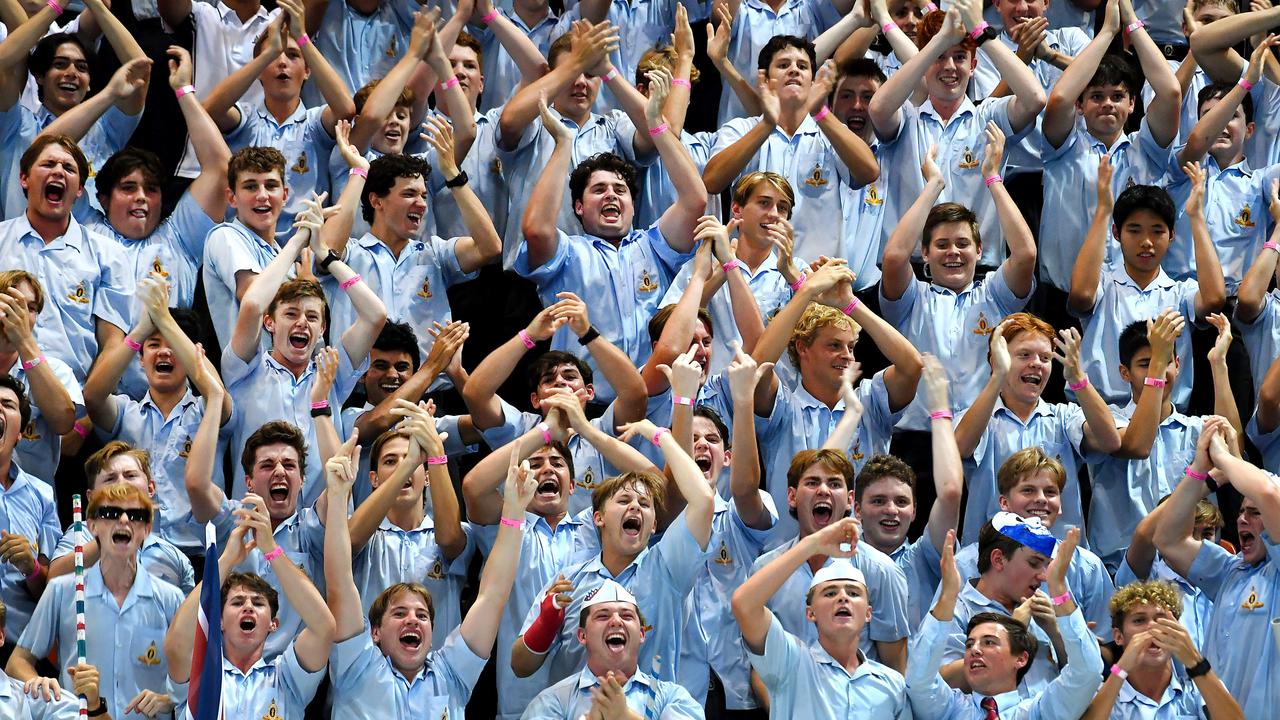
top-left (730, 202), bottom-right (744, 220)
top-left (788, 485), bottom-right (798, 511)
top-left (530, 391), bottom-right (542, 411)
top-left (1118, 363), bottom-right (1132, 383)
top-left (582, 383), bottom-right (596, 403)
top-left (370, 624), bottom-right (381, 643)
top-left (1014, 650), bottom-right (1029, 670)
top-left (574, 198), bottom-right (585, 217)
top-left (1112, 627), bottom-right (1124, 646)
top-left (721, 449), bottom-right (732, 468)
top-left (593, 511), bottom-right (605, 530)
top-left (1246, 121), bottom-right (1257, 140)
top-left (998, 496), bottom-right (1011, 512)
top-left (225, 186), bottom-right (236, 207)
top-left (19, 172), bottom-right (28, 193)
top-left (576, 627), bottom-right (587, 646)
top-left (269, 617), bottom-right (280, 634)
top-left (990, 547), bottom-right (1006, 571)
top-left (805, 606), bottom-right (816, 623)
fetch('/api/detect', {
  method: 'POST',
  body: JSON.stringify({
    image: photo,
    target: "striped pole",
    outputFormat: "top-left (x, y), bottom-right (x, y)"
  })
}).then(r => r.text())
top-left (72, 494), bottom-right (87, 718)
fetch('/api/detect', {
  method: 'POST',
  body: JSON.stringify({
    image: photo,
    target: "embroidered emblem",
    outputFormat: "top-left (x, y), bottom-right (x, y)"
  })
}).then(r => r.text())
top-left (863, 182), bottom-right (883, 206)
top-left (21, 419), bottom-right (39, 442)
top-left (68, 281), bottom-right (89, 304)
top-left (178, 438), bottom-right (192, 459)
top-left (418, 278), bottom-right (433, 299)
top-left (803, 164), bottom-right (828, 187)
top-left (291, 152), bottom-right (310, 175)
top-left (1241, 586), bottom-right (1266, 611)
top-left (150, 256), bottom-right (169, 278)
top-left (137, 640), bottom-right (161, 666)
top-left (386, 35), bottom-right (398, 58)
top-left (851, 439), bottom-right (864, 461)
top-left (427, 559), bottom-right (445, 580)
top-left (973, 312), bottom-right (992, 335)
top-left (261, 700), bottom-right (282, 719)
top-left (490, 157), bottom-right (503, 175)
top-left (1125, 176), bottom-right (1136, 190)
top-left (714, 541), bottom-right (733, 565)
top-left (578, 467), bottom-right (598, 490)
top-left (1234, 204), bottom-right (1256, 228)
top-left (637, 270), bottom-right (658, 293)
top-left (958, 148), bottom-right (979, 169)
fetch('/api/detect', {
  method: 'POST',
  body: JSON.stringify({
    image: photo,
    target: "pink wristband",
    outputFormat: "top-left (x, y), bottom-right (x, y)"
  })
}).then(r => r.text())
top-left (924, 2), bottom-right (938, 11)
top-left (500, 516), bottom-right (524, 528)
top-left (842, 298), bottom-right (861, 316)
top-left (722, 258), bottom-right (742, 272)
top-left (296, 33), bottom-right (311, 48)
top-left (1265, 241), bottom-right (1279, 252)
top-left (649, 122), bottom-right (670, 137)
top-left (1125, 20), bottom-right (1144, 34)
top-left (1186, 466), bottom-right (1209, 481)
top-left (672, 77), bottom-right (692, 89)
top-left (813, 105), bottom-right (831, 123)
top-left (1110, 664), bottom-right (1129, 681)
top-left (1050, 590), bottom-right (1071, 606)
top-left (1143, 376), bottom-right (1166, 388)
top-left (340, 274), bottom-right (362, 290)
top-left (603, 67), bottom-right (619, 83)
top-left (651, 427), bottom-right (669, 447)
top-left (20, 355), bottom-right (44, 371)
top-left (538, 421), bottom-right (553, 445)
top-left (262, 546), bottom-right (285, 562)
top-left (441, 76), bottom-right (460, 91)
top-left (46, 0), bottom-right (62, 15)
top-left (882, 22), bottom-right (896, 35)
top-left (175, 85), bottom-right (195, 99)
top-left (929, 410), bottom-right (953, 420)
top-left (349, 166), bottom-right (368, 179)
top-left (518, 329), bottom-right (536, 349)
top-left (672, 394), bottom-right (694, 406)
top-left (481, 8), bottom-right (499, 24)
top-left (310, 400), bottom-right (329, 410)
top-left (1068, 377), bottom-right (1089, 392)
top-left (968, 21), bottom-right (990, 40)
top-left (985, 175), bottom-right (1003, 187)
top-left (72, 422), bottom-right (89, 439)
top-left (426, 455), bottom-right (448, 465)
top-left (789, 274), bottom-right (807, 291)
top-left (25, 558), bottom-right (41, 582)
top-left (1240, 77), bottom-right (1256, 92)
top-left (124, 337), bottom-right (143, 352)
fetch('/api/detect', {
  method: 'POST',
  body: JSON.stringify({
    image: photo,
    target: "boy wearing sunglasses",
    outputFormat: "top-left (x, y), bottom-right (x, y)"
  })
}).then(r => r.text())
top-left (6, 483), bottom-right (185, 719)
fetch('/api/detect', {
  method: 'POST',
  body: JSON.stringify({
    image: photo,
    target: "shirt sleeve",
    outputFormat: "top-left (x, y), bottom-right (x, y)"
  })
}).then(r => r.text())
top-left (1187, 539), bottom-right (1241, 601)
top-left (864, 551), bottom-right (912, 643)
top-left (654, 509), bottom-right (712, 590)
top-left (168, 191), bottom-right (218, 266)
top-left (514, 228), bottom-right (576, 282)
top-left (433, 626), bottom-right (489, 697)
top-left (878, 277), bottom-right (921, 325)
top-left (1029, 608), bottom-right (1105, 720)
top-left (745, 614), bottom-right (803, 688)
top-left (645, 224), bottom-right (696, 277)
top-left (905, 614), bottom-right (971, 720)
top-left (223, 102), bottom-right (258, 147)
top-left (15, 577), bottom-right (63, 656)
top-left (277, 642), bottom-right (326, 707)
top-left (430, 234), bottom-right (480, 287)
top-left (89, 236), bottom-right (135, 333)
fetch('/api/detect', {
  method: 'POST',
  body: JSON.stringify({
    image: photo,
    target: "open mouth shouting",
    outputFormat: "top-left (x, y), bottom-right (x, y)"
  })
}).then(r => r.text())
top-left (1239, 530), bottom-right (1257, 557)
top-left (398, 630), bottom-right (423, 652)
top-left (268, 480), bottom-right (290, 504)
top-left (536, 476), bottom-right (561, 501)
top-left (110, 528), bottom-right (133, 549)
top-left (604, 628), bottom-right (628, 652)
top-left (693, 452), bottom-right (713, 475)
top-left (811, 501), bottom-right (834, 527)
top-left (620, 513), bottom-right (643, 539)
top-left (599, 202), bottom-right (622, 223)
top-left (237, 615), bottom-right (257, 636)
top-left (153, 358), bottom-right (175, 375)
top-left (1018, 371), bottom-right (1043, 392)
top-left (43, 179), bottom-right (67, 207)
top-left (405, 210), bottom-right (423, 230)
top-left (287, 331), bottom-right (311, 351)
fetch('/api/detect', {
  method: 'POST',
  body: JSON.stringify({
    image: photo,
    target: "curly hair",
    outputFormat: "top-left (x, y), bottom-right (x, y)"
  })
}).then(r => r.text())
top-left (1110, 580), bottom-right (1183, 628)
top-left (788, 303), bottom-right (861, 368)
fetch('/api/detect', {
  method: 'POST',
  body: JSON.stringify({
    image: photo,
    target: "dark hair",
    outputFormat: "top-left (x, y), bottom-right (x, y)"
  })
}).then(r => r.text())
top-left (1112, 184), bottom-right (1176, 233)
top-left (0, 374), bottom-right (32, 433)
top-left (28, 33), bottom-right (90, 84)
top-left (977, 520), bottom-right (1027, 575)
top-left (373, 320), bottom-right (421, 370)
top-left (169, 307), bottom-right (204, 346)
top-left (370, 582), bottom-right (435, 625)
top-left (922, 202), bottom-right (981, 252)
top-left (221, 572), bottom-right (280, 619)
top-left (1198, 81), bottom-right (1254, 124)
top-left (548, 32), bottom-right (573, 69)
top-left (1118, 320), bottom-right (1151, 367)
top-left (1084, 54), bottom-right (1139, 99)
top-left (757, 35), bottom-right (817, 73)
top-left (20, 135), bottom-right (89, 188)
top-left (363, 153), bottom-right (432, 223)
top-left (854, 454), bottom-right (917, 503)
top-left (533, 440), bottom-right (576, 481)
top-left (227, 146), bottom-right (286, 189)
top-left (527, 351), bottom-right (593, 390)
top-left (838, 58), bottom-right (887, 86)
top-left (647, 304), bottom-right (714, 343)
top-left (568, 153), bottom-right (639, 217)
top-left (966, 612), bottom-right (1038, 684)
top-left (240, 421), bottom-right (308, 478)
top-left (353, 79), bottom-right (416, 116)
top-left (265, 278), bottom-right (329, 329)
top-left (96, 147), bottom-right (164, 204)
top-left (693, 406), bottom-right (731, 450)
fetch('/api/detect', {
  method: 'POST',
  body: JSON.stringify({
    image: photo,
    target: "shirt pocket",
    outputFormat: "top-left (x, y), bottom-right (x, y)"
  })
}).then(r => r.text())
top-left (129, 625), bottom-right (170, 692)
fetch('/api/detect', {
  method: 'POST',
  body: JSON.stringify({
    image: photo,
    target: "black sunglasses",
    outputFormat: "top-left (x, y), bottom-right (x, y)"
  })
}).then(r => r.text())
top-left (92, 506), bottom-right (152, 523)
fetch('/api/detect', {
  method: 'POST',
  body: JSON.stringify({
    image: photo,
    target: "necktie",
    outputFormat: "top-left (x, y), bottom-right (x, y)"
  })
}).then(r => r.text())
top-left (981, 696), bottom-right (999, 720)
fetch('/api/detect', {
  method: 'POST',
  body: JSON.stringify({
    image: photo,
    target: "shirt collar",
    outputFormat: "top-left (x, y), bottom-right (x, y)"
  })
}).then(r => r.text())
top-left (574, 666), bottom-right (655, 691)
top-left (217, 1), bottom-right (273, 24)
top-left (986, 688), bottom-right (1024, 714)
top-left (920, 95), bottom-right (978, 125)
top-left (1109, 265), bottom-right (1177, 291)
top-left (222, 653), bottom-right (273, 678)
top-left (1116, 671), bottom-right (1187, 706)
top-left (992, 395), bottom-right (1054, 422)
top-left (140, 387), bottom-right (200, 414)
top-left (794, 381), bottom-right (845, 413)
top-left (378, 514), bottom-right (434, 533)
top-left (84, 558), bottom-right (157, 601)
top-left (254, 101), bottom-right (309, 127)
top-left (927, 279), bottom-right (978, 297)
top-left (959, 578), bottom-right (1006, 611)
top-left (13, 212), bottom-right (84, 249)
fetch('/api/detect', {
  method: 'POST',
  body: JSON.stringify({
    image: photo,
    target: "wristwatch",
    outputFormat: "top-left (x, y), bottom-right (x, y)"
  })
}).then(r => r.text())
top-left (444, 170), bottom-right (470, 189)
top-left (577, 326), bottom-right (601, 346)
top-left (88, 699), bottom-right (108, 717)
top-left (1186, 656), bottom-right (1212, 678)
top-left (974, 26), bottom-right (999, 46)
top-left (317, 249), bottom-right (341, 272)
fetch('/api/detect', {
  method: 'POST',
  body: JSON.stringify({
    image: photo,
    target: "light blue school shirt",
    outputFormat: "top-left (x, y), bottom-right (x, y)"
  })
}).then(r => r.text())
top-left (224, 102), bottom-right (335, 233)
top-left (0, 463), bottom-right (61, 639)
top-left (430, 108), bottom-right (511, 244)
top-left (1237, 290), bottom-right (1280, 392)
top-left (878, 95), bottom-right (1020, 269)
top-left (97, 389), bottom-right (221, 553)
top-left (1143, 60), bottom-right (1207, 153)
top-left (0, 103), bottom-right (139, 220)
top-left (518, 511), bottom-right (710, 689)
top-left (660, 249), bottom-right (795, 378)
top-left (1111, 671), bottom-right (1209, 720)
top-left (19, 564), bottom-right (185, 720)
top-left (222, 342), bottom-right (364, 508)
top-left (473, 9), bottom-right (559, 115)
top-left (1115, 554), bottom-right (1214, 652)
top-left (329, 624), bottom-right (486, 720)
top-left (891, 533), bottom-right (943, 628)
top-left (0, 213), bottom-right (133, 383)
top-left (1, 668), bottom-right (82, 720)
top-left (907, 607), bottom-right (1103, 720)
top-left (1185, 531), bottom-right (1280, 720)
top-left (52, 530), bottom-right (194, 594)
top-left (9, 356), bottom-right (81, 488)
top-left (474, 512), bottom-right (598, 720)
top-left (595, 0), bottom-right (711, 83)
top-left (1247, 78), bottom-right (1280, 169)
top-left (750, 534), bottom-right (911, 660)
top-left (354, 516), bottom-right (476, 651)
top-left (710, 114), bottom-right (855, 261)
top-left (841, 140), bottom-right (887, 290)
top-left (748, 614), bottom-right (908, 720)
top-left (634, 377), bottom-right (737, 475)
top-left (201, 218), bottom-right (287, 347)
top-left (959, 397), bottom-right (1089, 546)
top-left (881, 269), bottom-right (1030, 432)
top-left (1088, 402), bottom-right (1203, 569)
top-left (1247, 410), bottom-right (1280, 474)
top-left (935, 580), bottom-right (1063, 697)
top-left (635, 129), bottom-right (719, 230)
top-left (311, 0), bottom-right (415, 108)
top-left (522, 666), bottom-right (705, 720)
top-left (1074, 266), bottom-right (1198, 409)
top-left (1132, 0), bottom-right (1184, 46)
top-left (756, 371), bottom-right (901, 547)
top-left (321, 230), bottom-right (476, 373)
top-left (681, 494), bottom-right (775, 708)
top-left (174, 644), bottom-right (325, 719)
top-left (1039, 120), bottom-right (1172, 290)
top-left (1163, 153), bottom-right (1280, 292)
top-left (953, 539), bottom-right (1115, 639)
top-left (340, 403), bottom-right (471, 507)
top-left (515, 224), bottom-right (692, 405)
top-left (718, 0), bottom-right (840, 123)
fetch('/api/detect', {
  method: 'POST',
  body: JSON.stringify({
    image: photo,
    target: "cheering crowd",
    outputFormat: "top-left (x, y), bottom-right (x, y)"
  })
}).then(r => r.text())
top-left (0, 0), bottom-right (1277, 716)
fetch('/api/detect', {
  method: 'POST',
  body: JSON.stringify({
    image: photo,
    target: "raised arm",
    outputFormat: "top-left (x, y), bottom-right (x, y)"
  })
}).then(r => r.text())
top-left (0, 4), bottom-right (60, 109)
top-left (324, 435), bottom-right (365, 641)
top-left (1237, 184), bottom-right (1280, 323)
top-left (348, 9), bottom-right (436, 153)
top-left (203, 16), bottom-right (286, 132)
top-left (346, 406), bottom-right (423, 549)
top-left (519, 95), bottom-right (574, 269)
top-left (474, 0), bottom-right (549, 83)
top-left (39, 58), bottom-right (151, 141)
top-left (923, 355), bottom-right (963, 552)
top-left (822, 365), bottom-right (865, 453)
top-left (0, 290), bottom-right (72, 434)
top-left (985, 124), bottom-right (1035, 298)
top-left (954, 320), bottom-right (1011, 457)
top-left (423, 115), bottom-right (500, 272)
top-left (1181, 162), bottom-right (1227, 317)
top-left (354, 321), bottom-right (468, 443)
top-left (323, 238), bottom-right (388, 365)
top-left (642, 240), bottom-right (711, 395)
top-left (316, 120), bottom-right (369, 261)
top-left (809, 60), bottom-right (879, 186)
top-left (726, 347), bottom-right (772, 530)
top-left (702, 76), bottom-right (779, 193)
top-left (1056, 327), bottom-right (1122, 454)
top-left (829, 275), bottom-right (923, 411)
top-left (881, 147), bottom-right (944, 301)
top-left (81, 0), bottom-right (147, 114)
top-left (619, 419), bottom-right (713, 547)
top-left (1180, 37), bottom-right (1274, 165)
top-left (952, 0), bottom-right (1045, 130)
top-left (184, 374), bottom-right (228, 524)
top-left (277, 0), bottom-right (355, 133)
top-left (461, 423), bottom-right (553, 525)
top-left (167, 48), bottom-right (232, 222)
top-left (1119, 0), bottom-right (1181, 146)
top-left (1206, 314), bottom-right (1243, 435)
top-left (706, 4), bottom-right (761, 115)
top-left (1114, 311), bottom-right (1181, 459)
top-left (551, 291), bottom-right (646, 425)
top-left (816, 0), bottom-right (872, 62)
top-left (1210, 428), bottom-right (1280, 536)
top-left (1068, 154), bottom-right (1114, 314)
top-left (402, 400), bottom-right (467, 558)
top-left (1153, 419), bottom-right (1224, 577)
top-left (545, 392), bottom-right (660, 477)
top-left (228, 199), bottom-right (318, 362)
top-left (165, 524), bottom-right (254, 683)
top-left (462, 304), bottom-right (565, 430)
top-left (648, 69), bottom-right (708, 249)
top-left (1044, 0), bottom-right (1120, 148)
top-left (869, 6), bottom-right (964, 140)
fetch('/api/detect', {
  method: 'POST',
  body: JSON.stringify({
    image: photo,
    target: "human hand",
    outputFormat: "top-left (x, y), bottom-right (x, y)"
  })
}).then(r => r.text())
top-left (166, 46), bottom-right (193, 89)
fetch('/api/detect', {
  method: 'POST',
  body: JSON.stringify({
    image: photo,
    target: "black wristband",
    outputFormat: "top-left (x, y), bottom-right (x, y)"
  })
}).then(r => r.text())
top-left (310, 407), bottom-right (333, 418)
top-left (317, 249), bottom-right (341, 271)
top-left (975, 26), bottom-right (998, 46)
top-left (88, 699), bottom-right (108, 717)
top-left (444, 170), bottom-right (469, 188)
top-left (577, 326), bottom-right (601, 346)
top-left (1186, 657), bottom-right (1212, 678)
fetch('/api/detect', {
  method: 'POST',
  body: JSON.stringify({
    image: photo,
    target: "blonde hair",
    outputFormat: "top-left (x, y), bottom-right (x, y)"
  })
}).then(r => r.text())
top-left (636, 45), bottom-right (700, 85)
top-left (87, 482), bottom-right (155, 518)
top-left (1109, 580), bottom-right (1183, 627)
top-left (0, 271), bottom-right (44, 314)
top-left (591, 471), bottom-right (667, 516)
top-left (788, 303), bottom-right (860, 368)
top-left (996, 447), bottom-right (1066, 496)
top-left (732, 171), bottom-right (795, 217)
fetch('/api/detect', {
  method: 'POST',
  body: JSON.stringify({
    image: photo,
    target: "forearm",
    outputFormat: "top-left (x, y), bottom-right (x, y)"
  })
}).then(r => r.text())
top-left (992, 181), bottom-right (1035, 290)
top-left (664, 54), bottom-right (693, 135)
top-left (461, 499), bottom-right (523, 655)
top-left (180, 92), bottom-right (232, 178)
top-left (1045, 29), bottom-right (1118, 143)
top-left (882, 179), bottom-right (943, 298)
top-left (22, 353), bottom-right (74, 433)
top-left (752, 288), bottom-right (819, 366)
top-left (462, 335), bottom-right (527, 428)
top-left (734, 537), bottom-right (813, 616)
top-left (488, 13), bottom-right (549, 82)
top-left (349, 459), bottom-right (415, 548)
top-left (164, 595), bottom-right (198, 682)
top-left (869, 37), bottom-right (946, 132)
top-left (269, 552), bottom-right (334, 635)
top-left (185, 393), bottom-right (225, 522)
top-left (1153, 474), bottom-right (1211, 558)
top-left (1068, 202), bottom-right (1111, 312)
top-left (354, 368), bottom-right (435, 442)
top-left (1193, 672), bottom-right (1245, 720)
top-left (821, 406), bottom-right (861, 451)
top-left (1212, 359), bottom-right (1243, 435)
top-left (499, 65), bottom-right (577, 146)
top-left (324, 484), bottom-right (361, 638)
top-left (818, 114), bottom-right (879, 186)
top-left (1236, 241), bottom-right (1278, 321)
top-left (1191, 216), bottom-right (1227, 314)
top-left (643, 275), bottom-right (705, 394)
top-left (39, 88), bottom-right (117, 142)
top-left (955, 376), bottom-right (1000, 457)
top-left (5, 647), bottom-right (40, 681)
top-left (241, 238), bottom-right (304, 316)
top-left (588, 339), bottom-right (645, 423)
top-left (320, 174), bottom-right (363, 259)
top-left (715, 59), bottom-right (761, 116)
top-left (979, 42), bottom-right (1046, 125)
top-left (815, 16), bottom-right (867, 63)
top-left (0, 7), bottom-right (59, 69)
top-left (1079, 385), bottom-right (1122, 453)
top-left (656, 432), bottom-right (713, 542)
top-left (703, 121), bottom-right (772, 193)
top-left (0, 0), bottom-right (23, 31)
top-left (351, 56), bottom-right (420, 150)
top-left (428, 461), bottom-right (467, 558)
top-left (450, 185), bottom-right (501, 271)
top-left (603, 71), bottom-right (657, 156)
top-left (203, 54), bottom-right (273, 130)
top-left (84, 0), bottom-right (145, 61)
top-left (303, 45), bottom-right (356, 121)
top-left (1130, 28), bottom-right (1182, 141)
top-left (1185, 84), bottom-right (1247, 162)
top-left (1115, 366), bottom-right (1162, 458)
top-left (521, 141), bottom-right (571, 262)
top-left (729, 394), bottom-right (768, 528)
top-left (578, 422), bottom-right (661, 475)
top-left (463, 429), bottom-right (543, 523)
top-left (1213, 451), bottom-right (1280, 528)
top-left (654, 126), bottom-right (707, 233)
top-left (928, 413), bottom-right (963, 548)
top-left (726, 269), bottom-right (765, 354)
top-left (326, 257), bottom-right (385, 327)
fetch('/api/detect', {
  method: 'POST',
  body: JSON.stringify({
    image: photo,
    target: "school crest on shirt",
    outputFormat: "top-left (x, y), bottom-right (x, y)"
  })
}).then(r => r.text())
top-left (1234, 204), bottom-right (1256, 228)
top-left (490, 157), bottom-right (503, 175)
top-left (804, 163), bottom-right (828, 188)
top-left (864, 182), bottom-right (883, 206)
top-left (714, 540), bottom-right (733, 565)
top-left (851, 439), bottom-right (864, 461)
top-left (261, 700), bottom-right (282, 719)
top-left (578, 467), bottom-right (598, 490)
top-left (1241, 585), bottom-right (1266, 611)
top-left (68, 281), bottom-right (89, 304)
top-left (178, 437), bottom-right (192, 459)
top-left (637, 270), bottom-right (659, 293)
top-left (418, 278), bottom-right (433, 299)
top-left (386, 35), bottom-right (398, 58)
top-left (291, 152), bottom-right (310, 175)
top-left (21, 419), bottom-right (39, 442)
top-left (973, 312), bottom-right (993, 335)
top-left (137, 640), bottom-right (162, 666)
top-left (427, 559), bottom-right (445, 580)
top-left (958, 147), bottom-right (979, 170)
top-left (150, 256), bottom-right (169, 278)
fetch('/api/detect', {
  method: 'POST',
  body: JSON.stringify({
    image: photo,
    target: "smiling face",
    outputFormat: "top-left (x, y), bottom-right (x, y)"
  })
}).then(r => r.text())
top-left (371, 105), bottom-right (412, 156)
top-left (806, 580), bottom-right (871, 639)
top-left (790, 461), bottom-right (851, 536)
top-left (38, 42), bottom-right (90, 114)
top-left (21, 142), bottom-right (84, 224)
top-left (371, 587), bottom-right (434, 674)
top-left (923, 220), bottom-right (980, 292)
top-left (265, 296), bottom-right (325, 371)
top-left (766, 46), bottom-right (814, 103)
top-left (1238, 498), bottom-right (1267, 564)
top-left (833, 74), bottom-right (880, 140)
top-left (526, 445), bottom-right (573, 518)
top-left (228, 170), bottom-right (287, 239)
top-left (578, 600), bottom-right (644, 674)
top-left (998, 470), bottom-right (1062, 527)
top-left (88, 497), bottom-right (151, 560)
top-left (575, 169), bottom-right (635, 240)
top-left (1079, 83), bottom-right (1135, 139)
top-left (222, 583), bottom-right (279, 657)
top-left (365, 349), bottom-right (415, 406)
top-left (1002, 332), bottom-right (1054, 405)
top-left (926, 46), bottom-right (975, 104)
top-left (856, 476), bottom-right (916, 552)
top-left (732, 184), bottom-right (793, 249)
top-left (1199, 94), bottom-right (1254, 163)
top-left (245, 443), bottom-right (302, 521)
top-left (257, 38), bottom-right (310, 101)
top-left (796, 325), bottom-right (859, 392)
top-left (964, 622), bottom-right (1029, 695)
top-left (371, 175), bottom-right (429, 242)
top-left (105, 169), bottom-right (163, 239)
top-left (1116, 208), bottom-right (1172, 276)
top-left (1114, 602), bottom-right (1175, 667)
top-left (370, 436), bottom-right (426, 507)
top-left (594, 481), bottom-right (658, 558)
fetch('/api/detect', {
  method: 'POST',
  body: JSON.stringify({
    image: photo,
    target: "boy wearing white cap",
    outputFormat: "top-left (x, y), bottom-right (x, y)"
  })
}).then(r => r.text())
top-left (521, 580), bottom-right (704, 719)
top-left (731, 516), bottom-right (909, 719)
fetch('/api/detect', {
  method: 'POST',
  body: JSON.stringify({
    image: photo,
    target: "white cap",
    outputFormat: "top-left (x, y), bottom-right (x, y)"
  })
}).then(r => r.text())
top-left (808, 560), bottom-right (866, 592)
top-left (581, 580), bottom-right (639, 610)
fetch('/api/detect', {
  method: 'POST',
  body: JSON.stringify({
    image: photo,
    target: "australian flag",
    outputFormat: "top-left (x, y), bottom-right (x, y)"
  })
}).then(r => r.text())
top-left (185, 524), bottom-right (223, 720)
